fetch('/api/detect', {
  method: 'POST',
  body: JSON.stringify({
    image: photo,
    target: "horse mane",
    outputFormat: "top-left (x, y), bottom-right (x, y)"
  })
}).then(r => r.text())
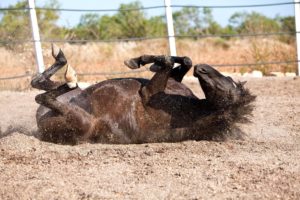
top-left (227, 81), bottom-right (255, 119)
top-left (199, 82), bottom-right (256, 141)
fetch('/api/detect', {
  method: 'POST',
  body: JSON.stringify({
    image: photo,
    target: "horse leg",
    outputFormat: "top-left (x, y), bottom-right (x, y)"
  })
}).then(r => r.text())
top-left (140, 56), bottom-right (173, 104)
top-left (126, 55), bottom-right (181, 104)
top-left (125, 55), bottom-right (192, 82)
top-left (31, 44), bottom-right (68, 91)
top-left (36, 82), bottom-right (113, 144)
top-left (35, 84), bottom-right (98, 143)
top-left (38, 116), bottom-right (76, 144)
top-left (169, 56), bottom-right (192, 82)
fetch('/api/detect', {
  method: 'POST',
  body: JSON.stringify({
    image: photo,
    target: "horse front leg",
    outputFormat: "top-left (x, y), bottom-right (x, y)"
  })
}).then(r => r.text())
top-left (169, 56), bottom-right (192, 82)
top-left (125, 55), bottom-right (192, 82)
top-left (125, 55), bottom-right (176, 104)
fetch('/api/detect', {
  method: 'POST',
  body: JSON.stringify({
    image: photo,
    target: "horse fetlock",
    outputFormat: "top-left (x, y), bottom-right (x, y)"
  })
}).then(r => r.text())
top-left (157, 55), bottom-right (174, 68)
top-left (65, 64), bottom-right (78, 89)
top-left (31, 73), bottom-right (47, 89)
top-left (31, 74), bottom-right (42, 88)
top-left (149, 63), bottom-right (164, 72)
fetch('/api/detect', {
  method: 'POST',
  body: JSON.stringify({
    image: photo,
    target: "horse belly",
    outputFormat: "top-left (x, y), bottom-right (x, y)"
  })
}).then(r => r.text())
top-left (90, 80), bottom-right (147, 143)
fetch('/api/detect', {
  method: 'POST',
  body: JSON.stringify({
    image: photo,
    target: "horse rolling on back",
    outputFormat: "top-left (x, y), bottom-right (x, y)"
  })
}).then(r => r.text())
top-left (31, 45), bottom-right (256, 145)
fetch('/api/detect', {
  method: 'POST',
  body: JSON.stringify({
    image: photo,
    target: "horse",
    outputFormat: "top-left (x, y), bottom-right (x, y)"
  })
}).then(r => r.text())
top-left (31, 45), bottom-right (255, 144)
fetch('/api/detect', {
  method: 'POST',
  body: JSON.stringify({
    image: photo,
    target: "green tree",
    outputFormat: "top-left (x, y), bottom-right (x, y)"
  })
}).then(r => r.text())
top-left (145, 16), bottom-right (166, 37)
top-left (0, 1), bottom-right (30, 41)
top-left (73, 13), bottom-right (101, 40)
top-left (98, 15), bottom-right (123, 40)
top-left (229, 11), bottom-right (280, 33)
top-left (278, 16), bottom-right (295, 43)
top-left (173, 7), bottom-right (201, 35)
top-left (36, 0), bottom-right (63, 39)
top-left (0, 0), bottom-right (62, 42)
top-left (279, 16), bottom-right (295, 33)
top-left (172, 7), bottom-right (221, 36)
top-left (115, 1), bottom-right (147, 38)
top-left (70, 1), bottom-right (166, 40)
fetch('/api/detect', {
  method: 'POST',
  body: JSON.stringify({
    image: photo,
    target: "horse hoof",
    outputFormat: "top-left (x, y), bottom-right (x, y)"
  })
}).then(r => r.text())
top-left (51, 43), bottom-right (60, 58)
top-left (124, 58), bottom-right (140, 69)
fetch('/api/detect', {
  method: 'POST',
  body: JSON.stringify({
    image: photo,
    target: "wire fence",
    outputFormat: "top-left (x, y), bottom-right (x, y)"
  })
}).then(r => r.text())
top-left (0, 1), bottom-right (298, 11)
top-left (0, 32), bottom-right (298, 44)
top-left (1, 60), bottom-right (298, 81)
top-left (0, 1), bottom-right (299, 81)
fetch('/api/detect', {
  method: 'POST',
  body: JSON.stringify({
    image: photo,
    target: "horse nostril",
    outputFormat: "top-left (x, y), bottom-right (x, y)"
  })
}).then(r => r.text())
top-left (194, 64), bottom-right (212, 77)
top-left (195, 66), bottom-right (207, 74)
top-left (200, 68), bottom-right (207, 73)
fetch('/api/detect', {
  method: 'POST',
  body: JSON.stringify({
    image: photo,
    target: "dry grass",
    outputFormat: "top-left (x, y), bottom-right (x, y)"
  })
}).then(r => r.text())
top-left (0, 38), bottom-right (297, 90)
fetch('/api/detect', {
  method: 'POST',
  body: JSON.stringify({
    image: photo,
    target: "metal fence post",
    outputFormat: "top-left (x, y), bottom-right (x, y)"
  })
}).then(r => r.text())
top-left (164, 0), bottom-right (177, 56)
top-left (295, 0), bottom-right (300, 75)
top-left (28, 0), bottom-right (44, 73)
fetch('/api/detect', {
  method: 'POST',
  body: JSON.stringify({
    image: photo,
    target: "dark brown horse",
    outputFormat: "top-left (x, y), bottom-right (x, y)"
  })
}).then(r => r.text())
top-left (31, 45), bottom-right (255, 145)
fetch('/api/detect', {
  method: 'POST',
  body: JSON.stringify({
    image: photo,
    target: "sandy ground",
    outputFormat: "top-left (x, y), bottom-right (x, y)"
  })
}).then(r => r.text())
top-left (0, 77), bottom-right (299, 199)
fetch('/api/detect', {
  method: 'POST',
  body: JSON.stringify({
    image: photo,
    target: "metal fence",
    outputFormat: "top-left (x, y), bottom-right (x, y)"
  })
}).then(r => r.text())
top-left (0, 0), bottom-right (299, 80)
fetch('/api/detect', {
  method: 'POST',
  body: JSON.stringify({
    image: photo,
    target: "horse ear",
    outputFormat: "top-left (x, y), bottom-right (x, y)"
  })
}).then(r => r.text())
top-left (240, 81), bottom-right (247, 86)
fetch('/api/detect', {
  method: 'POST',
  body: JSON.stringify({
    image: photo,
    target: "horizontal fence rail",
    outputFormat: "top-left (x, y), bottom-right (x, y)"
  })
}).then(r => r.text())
top-left (1, 60), bottom-right (298, 81)
top-left (0, 74), bottom-right (32, 81)
top-left (171, 2), bottom-right (299, 9)
top-left (0, 32), bottom-right (298, 44)
top-left (0, 1), bottom-right (298, 12)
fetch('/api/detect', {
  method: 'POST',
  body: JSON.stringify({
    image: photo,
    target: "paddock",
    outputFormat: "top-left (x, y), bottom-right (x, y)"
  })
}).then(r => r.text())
top-left (0, 76), bottom-right (299, 199)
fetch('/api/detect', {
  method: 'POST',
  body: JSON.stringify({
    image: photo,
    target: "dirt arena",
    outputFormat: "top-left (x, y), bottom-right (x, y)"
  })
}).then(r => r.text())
top-left (0, 76), bottom-right (299, 199)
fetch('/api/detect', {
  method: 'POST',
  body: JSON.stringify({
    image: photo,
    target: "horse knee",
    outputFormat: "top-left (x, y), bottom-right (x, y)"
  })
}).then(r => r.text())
top-left (63, 108), bottom-right (94, 134)
top-left (183, 56), bottom-right (192, 68)
top-left (35, 93), bottom-right (55, 106)
top-left (35, 93), bottom-right (46, 104)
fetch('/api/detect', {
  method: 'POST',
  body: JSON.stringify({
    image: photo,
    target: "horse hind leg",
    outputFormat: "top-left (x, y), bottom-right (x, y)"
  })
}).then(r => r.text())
top-left (35, 83), bottom-right (97, 144)
top-left (38, 116), bottom-right (77, 144)
top-left (32, 44), bottom-right (79, 105)
top-left (31, 44), bottom-right (68, 91)
top-left (33, 60), bottom-right (94, 144)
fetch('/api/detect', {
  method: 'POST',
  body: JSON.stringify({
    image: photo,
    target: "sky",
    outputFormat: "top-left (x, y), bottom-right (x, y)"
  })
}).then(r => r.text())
top-left (0, 0), bottom-right (296, 27)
